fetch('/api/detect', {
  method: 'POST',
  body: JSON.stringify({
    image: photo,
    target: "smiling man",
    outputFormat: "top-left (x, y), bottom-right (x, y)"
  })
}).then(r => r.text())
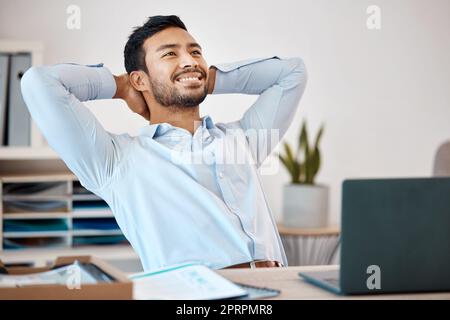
top-left (21, 15), bottom-right (307, 271)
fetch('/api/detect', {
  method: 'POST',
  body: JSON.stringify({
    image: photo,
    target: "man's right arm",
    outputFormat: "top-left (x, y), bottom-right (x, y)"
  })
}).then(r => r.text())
top-left (21, 63), bottom-right (126, 191)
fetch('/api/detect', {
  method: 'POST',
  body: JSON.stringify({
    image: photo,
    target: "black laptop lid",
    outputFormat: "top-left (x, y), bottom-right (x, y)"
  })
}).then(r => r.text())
top-left (340, 177), bottom-right (450, 294)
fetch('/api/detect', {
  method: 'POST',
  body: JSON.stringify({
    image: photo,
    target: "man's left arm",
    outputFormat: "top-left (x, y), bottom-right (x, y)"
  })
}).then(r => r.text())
top-left (209, 57), bottom-right (307, 167)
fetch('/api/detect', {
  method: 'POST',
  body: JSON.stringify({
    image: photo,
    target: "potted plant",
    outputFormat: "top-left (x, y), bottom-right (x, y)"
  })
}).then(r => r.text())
top-left (279, 121), bottom-right (328, 228)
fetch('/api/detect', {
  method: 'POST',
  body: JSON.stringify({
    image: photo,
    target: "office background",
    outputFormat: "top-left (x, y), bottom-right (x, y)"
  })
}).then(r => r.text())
top-left (1, 0), bottom-right (449, 227)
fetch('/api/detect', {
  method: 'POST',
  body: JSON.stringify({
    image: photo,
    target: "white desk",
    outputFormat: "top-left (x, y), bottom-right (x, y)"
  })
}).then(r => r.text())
top-left (217, 265), bottom-right (450, 300)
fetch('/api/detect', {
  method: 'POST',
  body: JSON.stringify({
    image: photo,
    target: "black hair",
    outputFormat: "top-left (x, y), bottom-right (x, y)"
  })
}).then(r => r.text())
top-left (124, 15), bottom-right (187, 74)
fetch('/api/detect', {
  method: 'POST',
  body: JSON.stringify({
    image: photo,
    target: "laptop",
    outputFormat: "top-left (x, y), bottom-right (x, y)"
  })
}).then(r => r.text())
top-left (299, 177), bottom-right (450, 295)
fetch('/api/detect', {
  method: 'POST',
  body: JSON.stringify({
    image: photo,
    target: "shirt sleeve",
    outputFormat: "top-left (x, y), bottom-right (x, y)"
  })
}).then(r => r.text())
top-left (211, 57), bottom-right (307, 167)
top-left (20, 63), bottom-right (127, 191)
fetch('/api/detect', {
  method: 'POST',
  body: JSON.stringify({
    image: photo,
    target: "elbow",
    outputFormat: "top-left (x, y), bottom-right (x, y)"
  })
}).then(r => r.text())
top-left (292, 57), bottom-right (308, 86)
top-left (20, 66), bottom-right (54, 106)
top-left (20, 66), bottom-right (35, 94)
top-left (20, 67), bottom-right (39, 110)
top-left (281, 57), bottom-right (308, 91)
top-left (21, 66), bottom-right (44, 97)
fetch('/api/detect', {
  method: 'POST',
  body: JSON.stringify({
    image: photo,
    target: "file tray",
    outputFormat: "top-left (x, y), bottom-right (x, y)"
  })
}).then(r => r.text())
top-left (0, 255), bottom-right (132, 299)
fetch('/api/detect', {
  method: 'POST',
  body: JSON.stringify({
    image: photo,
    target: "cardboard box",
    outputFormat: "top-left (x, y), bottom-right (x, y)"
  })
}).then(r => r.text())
top-left (0, 255), bottom-right (132, 300)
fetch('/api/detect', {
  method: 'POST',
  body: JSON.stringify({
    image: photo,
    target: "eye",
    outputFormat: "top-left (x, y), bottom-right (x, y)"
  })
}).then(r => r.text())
top-left (192, 50), bottom-right (202, 55)
top-left (163, 52), bottom-right (176, 57)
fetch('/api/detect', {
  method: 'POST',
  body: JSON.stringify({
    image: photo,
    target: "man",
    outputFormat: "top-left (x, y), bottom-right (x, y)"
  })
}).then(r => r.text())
top-left (21, 15), bottom-right (307, 271)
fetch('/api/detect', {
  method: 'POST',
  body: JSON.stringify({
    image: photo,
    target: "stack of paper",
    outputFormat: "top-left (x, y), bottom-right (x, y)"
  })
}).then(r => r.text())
top-left (0, 261), bottom-right (98, 288)
top-left (130, 263), bottom-right (247, 300)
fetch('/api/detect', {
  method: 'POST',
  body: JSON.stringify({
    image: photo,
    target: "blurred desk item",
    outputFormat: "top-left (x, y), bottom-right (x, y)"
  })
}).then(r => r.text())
top-left (277, 224), bottom-right (340, 266)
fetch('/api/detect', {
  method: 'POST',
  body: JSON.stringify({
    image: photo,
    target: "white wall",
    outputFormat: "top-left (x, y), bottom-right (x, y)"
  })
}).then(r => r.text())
top-left (1, 0), bottom-right (449, 225)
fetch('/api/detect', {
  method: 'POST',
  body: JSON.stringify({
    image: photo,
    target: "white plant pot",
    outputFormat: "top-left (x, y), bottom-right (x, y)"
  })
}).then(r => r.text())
top-left (282, 184), bottom-right (329, 228)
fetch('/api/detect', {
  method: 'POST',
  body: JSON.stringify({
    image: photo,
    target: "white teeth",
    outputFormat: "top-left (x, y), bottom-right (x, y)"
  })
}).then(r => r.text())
top-left (178, 77), bottom-right (200, 82)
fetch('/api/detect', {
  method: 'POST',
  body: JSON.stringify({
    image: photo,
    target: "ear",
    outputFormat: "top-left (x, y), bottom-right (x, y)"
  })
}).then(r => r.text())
top-left (129, 70), bottom-right (150, 92)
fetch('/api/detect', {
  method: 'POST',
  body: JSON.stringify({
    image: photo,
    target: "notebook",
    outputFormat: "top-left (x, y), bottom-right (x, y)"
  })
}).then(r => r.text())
top-left (130, 263), bottom-right (280, 300)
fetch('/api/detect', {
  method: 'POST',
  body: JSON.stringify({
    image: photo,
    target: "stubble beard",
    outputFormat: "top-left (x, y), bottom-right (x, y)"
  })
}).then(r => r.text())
top-left (150, 77), bottom-right (208, 110)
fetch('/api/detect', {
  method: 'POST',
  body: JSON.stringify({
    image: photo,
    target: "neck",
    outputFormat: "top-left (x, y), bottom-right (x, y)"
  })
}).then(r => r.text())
top-left (149, 105), bottom-right (202, 135)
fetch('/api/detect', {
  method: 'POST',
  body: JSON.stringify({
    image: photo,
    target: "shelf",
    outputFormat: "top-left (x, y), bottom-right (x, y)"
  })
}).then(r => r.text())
top-left (72, 194), bottom-right (102, 201)
top-left (2, 213), bottom-right (70, 219)
top-left (3, 231), bottom-right (69, 238)
top-left (72, 230), bottom-right (123, 237)
top-left (0, 244), bottom-right (138, 266)
top-left (72, 211), bottom-right (114, 218)
top-left (2, 195), bottom-right (71, 201)
top-left (0, 147), bottom-right (59, 160)
top-left (0, 39), bottom-right (43, 55)
top-left (0, 173), bottom-right (76, 183)
top-left (1, 172), bottom-right (125, 251)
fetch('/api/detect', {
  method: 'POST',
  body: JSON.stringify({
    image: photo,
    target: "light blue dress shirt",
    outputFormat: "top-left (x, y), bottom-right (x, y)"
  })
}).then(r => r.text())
top-left (21, 56), bottom-right (307, 271)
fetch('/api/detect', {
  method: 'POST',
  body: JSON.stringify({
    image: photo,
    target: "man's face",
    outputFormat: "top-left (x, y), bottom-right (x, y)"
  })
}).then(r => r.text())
top-left (142, 27), bottom-right (209, 108)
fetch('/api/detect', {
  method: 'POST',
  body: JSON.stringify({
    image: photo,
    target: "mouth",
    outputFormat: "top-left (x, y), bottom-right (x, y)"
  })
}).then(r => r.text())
top-left (174, 72), bottom-right (204, 87)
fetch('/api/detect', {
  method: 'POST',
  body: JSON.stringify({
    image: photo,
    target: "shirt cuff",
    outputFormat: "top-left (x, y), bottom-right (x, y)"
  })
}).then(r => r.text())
top-left (94, 65), bottom-right (117, 99)
top-left (211, 56), bottom-right (279, 94)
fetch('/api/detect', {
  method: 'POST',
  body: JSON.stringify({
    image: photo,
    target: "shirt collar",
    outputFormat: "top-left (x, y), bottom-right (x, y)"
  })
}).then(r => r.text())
top-left (139, 115), bottom-right (215, 139)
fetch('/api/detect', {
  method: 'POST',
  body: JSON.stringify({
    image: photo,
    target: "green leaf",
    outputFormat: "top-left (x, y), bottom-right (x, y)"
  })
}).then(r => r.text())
top-left (310, 125), bottom-right (324, 184)
top-left (305, 156), bottom-right (312, 184)
top-left (299, 121), bottom-right (310, 159)
top-left (310, 147), bottom-right (321, 184)
top-left (284, 142), bottom-right (295, 164)
top-left (292, 160), bottom-right (301, 183)
top-left (279, 143), bottom-right (301, 183)
top-left (314, 125), bottom-right (324, 151)
top-left (279, 155), bottom-right (294, 178)
top-left (299, 161), bottom-right (306, 183)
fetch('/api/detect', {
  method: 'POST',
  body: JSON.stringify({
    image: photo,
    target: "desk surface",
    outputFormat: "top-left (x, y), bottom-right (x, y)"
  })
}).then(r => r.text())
top-left (217, 265), bottom-right (450, 300)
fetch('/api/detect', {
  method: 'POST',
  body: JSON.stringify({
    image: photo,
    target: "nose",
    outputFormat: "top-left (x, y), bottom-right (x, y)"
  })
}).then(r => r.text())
top-left (178, 51), bottom-right (198, 69)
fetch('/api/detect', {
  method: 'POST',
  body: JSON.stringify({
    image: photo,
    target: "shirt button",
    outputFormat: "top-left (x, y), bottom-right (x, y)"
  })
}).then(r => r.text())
top-left (218, 171), bottom-right (224, 179)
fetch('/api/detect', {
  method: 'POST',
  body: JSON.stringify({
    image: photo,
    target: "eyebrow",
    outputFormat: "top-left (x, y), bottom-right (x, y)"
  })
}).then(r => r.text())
top-left (155, 42), bottom-right (202, 52)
